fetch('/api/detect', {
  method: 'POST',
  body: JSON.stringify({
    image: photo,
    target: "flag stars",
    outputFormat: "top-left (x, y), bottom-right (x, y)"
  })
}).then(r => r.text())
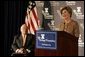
top-left (33, 3), bottom-right (35, 6)
top-left (29, 5), bottom-right (32, 9)
top-left (27, 1), bottom-right (36, 12)
top-left (28, 9), bottom-right (30, 12)
top-left (27, 8), bottom-right (30, 12)
top-left (29, 1), bottom-right (32, 5)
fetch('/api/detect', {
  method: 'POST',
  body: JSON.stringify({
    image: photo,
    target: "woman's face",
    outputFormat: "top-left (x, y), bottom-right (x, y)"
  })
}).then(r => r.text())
top-left (61, 9), bottom-right (70, 20)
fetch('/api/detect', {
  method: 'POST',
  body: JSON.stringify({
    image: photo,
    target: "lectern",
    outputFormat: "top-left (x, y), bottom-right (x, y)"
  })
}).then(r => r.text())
top-left (35, 31), bottom-right (78, 56)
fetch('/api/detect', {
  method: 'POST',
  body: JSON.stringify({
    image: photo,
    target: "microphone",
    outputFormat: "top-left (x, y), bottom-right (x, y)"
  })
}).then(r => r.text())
top-left (63, 23), bottom-right (65, 31)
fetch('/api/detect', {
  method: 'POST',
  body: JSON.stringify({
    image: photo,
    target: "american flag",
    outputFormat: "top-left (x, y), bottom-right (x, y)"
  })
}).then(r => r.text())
top-left (25, 1), bottom-right (40, 34)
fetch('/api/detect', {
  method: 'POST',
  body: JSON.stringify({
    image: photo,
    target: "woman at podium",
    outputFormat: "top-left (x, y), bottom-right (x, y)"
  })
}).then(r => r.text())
top-left (11, 24), bottom-right (35, 56)
top-left (58, 6), bottom-right (80, 38)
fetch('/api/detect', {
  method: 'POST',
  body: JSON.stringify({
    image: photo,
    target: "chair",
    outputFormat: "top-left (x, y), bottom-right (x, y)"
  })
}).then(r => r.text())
top-left (11, 53), bottom-right (27, 56)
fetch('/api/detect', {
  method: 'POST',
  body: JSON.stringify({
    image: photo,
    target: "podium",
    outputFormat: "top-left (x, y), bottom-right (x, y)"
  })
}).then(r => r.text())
top-left (35, 31), bottom-right (78, 56)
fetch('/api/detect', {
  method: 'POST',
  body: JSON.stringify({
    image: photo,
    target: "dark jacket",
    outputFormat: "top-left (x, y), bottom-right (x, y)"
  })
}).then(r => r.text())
top-left (12, 34), bottom-right (35, 54)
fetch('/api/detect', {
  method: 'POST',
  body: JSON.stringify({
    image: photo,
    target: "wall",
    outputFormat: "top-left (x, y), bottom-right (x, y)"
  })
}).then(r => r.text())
top-left (35, 1), bottom-right (84, 56)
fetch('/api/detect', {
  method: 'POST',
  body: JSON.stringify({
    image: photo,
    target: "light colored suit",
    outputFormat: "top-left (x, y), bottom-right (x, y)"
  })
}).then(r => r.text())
top-left (58, 19), bottom-right (80, 37)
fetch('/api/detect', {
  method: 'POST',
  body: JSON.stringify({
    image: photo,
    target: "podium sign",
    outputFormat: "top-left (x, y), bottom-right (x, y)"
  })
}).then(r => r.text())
top-left (36, 31), bottom-right (57, 49)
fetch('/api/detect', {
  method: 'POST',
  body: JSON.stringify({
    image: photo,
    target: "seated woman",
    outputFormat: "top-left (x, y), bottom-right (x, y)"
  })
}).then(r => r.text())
top-left (11, 24), bottom-right (35, 56)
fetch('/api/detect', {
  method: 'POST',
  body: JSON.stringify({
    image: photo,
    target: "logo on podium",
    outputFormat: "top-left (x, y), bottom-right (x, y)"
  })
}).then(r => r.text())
top-left (36, 31), bottom-right (57, 49)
